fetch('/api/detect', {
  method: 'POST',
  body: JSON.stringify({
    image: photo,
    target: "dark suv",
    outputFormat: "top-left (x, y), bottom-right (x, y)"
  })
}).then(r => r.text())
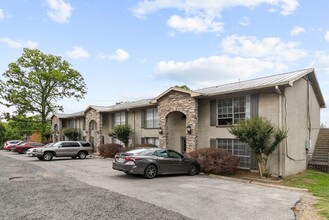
top-left (36, 141), bottom-right (93, 161)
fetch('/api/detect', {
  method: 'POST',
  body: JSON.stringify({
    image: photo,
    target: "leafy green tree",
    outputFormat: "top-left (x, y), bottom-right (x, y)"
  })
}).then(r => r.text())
top-left (62, 128), bottom-right (79, 141)
top-left (0, 48), bottom-right (87, 130)
top-left (174, 85), bottom-right (191, 90)
top-left (0, 122), bottom-right (7, 146)
top-left (109, 125), bottom-right (133, 147)
top-left (228, 117), bottom-right (288, 177)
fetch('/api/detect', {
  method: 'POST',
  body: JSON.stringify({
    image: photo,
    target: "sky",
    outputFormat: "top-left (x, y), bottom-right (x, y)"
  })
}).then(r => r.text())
top-left (1, 0), bottom-right (329, 125)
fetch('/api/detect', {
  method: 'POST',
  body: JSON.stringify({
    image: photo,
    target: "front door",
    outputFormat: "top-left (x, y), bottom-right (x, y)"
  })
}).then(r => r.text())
top-left (180, 137), bottom-right (186, 154)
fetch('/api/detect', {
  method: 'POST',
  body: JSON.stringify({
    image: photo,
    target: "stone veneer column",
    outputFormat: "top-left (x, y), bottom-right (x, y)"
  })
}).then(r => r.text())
top-left (85, 108), bottom-right (102, 150)
top-left (158, 91), bottom-right (198, 152)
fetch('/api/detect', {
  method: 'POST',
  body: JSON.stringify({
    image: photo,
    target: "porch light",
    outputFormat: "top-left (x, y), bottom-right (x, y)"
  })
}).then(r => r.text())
top-left (158, 127), bottom-right (163, 135)
top-left (186, 125), bottom-right (192, 134)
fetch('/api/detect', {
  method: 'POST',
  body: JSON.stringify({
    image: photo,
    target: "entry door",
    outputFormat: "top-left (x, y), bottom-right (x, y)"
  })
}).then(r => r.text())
top-left (180, 137), bottom-right (186, 154)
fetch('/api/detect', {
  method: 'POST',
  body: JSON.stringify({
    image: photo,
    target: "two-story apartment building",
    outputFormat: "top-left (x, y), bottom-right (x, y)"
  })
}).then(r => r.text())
top-left (51, 68), bottom-right (326, 176)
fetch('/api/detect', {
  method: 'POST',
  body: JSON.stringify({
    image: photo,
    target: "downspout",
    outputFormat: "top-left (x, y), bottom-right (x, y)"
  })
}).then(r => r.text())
top-left (275, 85), bottom-right (283, 177)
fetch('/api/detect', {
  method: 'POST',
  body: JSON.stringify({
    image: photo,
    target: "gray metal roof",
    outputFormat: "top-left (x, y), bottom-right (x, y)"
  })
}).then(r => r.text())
top-left (85, 99), bottom-right (154, 113)
top-left (195, 68), bottom-right (314, 96)
top-left (54, 111), bottom-right (84, 119)
top-left (55, 68), bottom-right (325, 119)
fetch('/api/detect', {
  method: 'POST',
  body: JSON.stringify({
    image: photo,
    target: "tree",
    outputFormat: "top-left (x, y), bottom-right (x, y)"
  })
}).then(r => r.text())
top-left (174, 85), bottom-right (191, 90)
top-left (63, 128), bottom-right (79, 141)
top-left (228, 117), bottom-right (288, 177)
top-left (0, 48), bottom-right (87, 130)
top-left (109, 125), bottom-right (133, 147)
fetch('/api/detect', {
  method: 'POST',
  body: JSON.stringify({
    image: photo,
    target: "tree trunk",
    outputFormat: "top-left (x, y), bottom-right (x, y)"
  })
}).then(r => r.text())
top-left (257, 154), bottom-right (266, 178)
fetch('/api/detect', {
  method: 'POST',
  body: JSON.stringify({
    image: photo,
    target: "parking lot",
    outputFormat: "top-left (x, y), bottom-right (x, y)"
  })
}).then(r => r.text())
top-left (0, 150), bottom-right (304, 220)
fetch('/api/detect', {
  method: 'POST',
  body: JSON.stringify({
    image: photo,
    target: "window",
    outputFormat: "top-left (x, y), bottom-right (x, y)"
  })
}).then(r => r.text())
top-left (61, 142), bottom-right (80, 148)
top-left (168, 150), bottom-right (183, 159)
top-left (217, 139), bottom-right (251, 169)
top-left (217, 96), bottom-right (250, 125)
top-left (90, 120), bottom-right (97, 131)
top-left (143, 137), bottom-right (159, 147)
top-left (114, 112), bottom-right (126, 126)
top-left (145, 108), bottom-right (158, 128)
top-left (68, 119), bottom-right (75, 128)
top-left (154, 150), bottom-right (168, 158)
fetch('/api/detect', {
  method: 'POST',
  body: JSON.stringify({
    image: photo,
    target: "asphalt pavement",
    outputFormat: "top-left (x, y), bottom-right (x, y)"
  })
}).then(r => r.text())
top-left (0, 150), bottom-right (305, 220)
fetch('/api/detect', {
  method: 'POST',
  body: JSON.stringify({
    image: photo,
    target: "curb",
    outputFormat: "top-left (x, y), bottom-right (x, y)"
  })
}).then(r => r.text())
top-left (207, 174), bottom-right (309, 192)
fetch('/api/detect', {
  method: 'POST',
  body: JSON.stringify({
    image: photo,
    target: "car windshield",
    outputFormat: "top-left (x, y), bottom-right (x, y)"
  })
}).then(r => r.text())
top-left (43, 143), bottom-right (55, 148)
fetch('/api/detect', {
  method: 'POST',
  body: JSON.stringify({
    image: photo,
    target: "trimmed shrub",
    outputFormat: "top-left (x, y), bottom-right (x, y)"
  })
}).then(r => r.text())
top-left (98, 144), bottom-right (123, 158)
top-left (119, 144), bottom-right (157, 153)
top-left (186, 148), bottom-right (240, 175)
top-left (62, 128), bottom-right (79, 141)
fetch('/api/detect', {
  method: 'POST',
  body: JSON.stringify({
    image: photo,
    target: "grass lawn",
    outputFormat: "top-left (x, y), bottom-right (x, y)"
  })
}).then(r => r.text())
top-left (282, 169), bottom-right (329, 219)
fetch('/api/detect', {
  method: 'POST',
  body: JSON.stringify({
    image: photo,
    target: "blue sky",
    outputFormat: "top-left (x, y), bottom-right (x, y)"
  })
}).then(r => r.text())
top-left (1, 0), bottom-right (329, 125)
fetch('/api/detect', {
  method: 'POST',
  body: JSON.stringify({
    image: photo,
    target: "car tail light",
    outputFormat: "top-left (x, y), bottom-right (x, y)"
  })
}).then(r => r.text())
top-left (124, 157), bottom-right (139, 162)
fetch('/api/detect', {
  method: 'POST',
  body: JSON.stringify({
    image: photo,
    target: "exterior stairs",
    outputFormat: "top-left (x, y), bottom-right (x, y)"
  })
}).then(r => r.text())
top-left (308, 128), bottom-right (329, 173)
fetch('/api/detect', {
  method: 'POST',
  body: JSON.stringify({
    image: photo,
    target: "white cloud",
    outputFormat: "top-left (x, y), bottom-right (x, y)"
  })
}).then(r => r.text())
top-left (133, 1), bottom-right (298, 33)
top-left (312, 52), bottom-right (329, 74)
top-left (325, 31), bottom-right (329, 42)
top-left (238, 17), bottom-right (250, 27)
top-left (65, 46), bottom-right (89, 59)
top-left (47, 0), bottom-right (73, 23)
top-left (0, 9), bottom-right (5, 19)
top-left (133, 0), bottom-right (299, 18)
top-left (104, 49), bottom-right (129, 62)
top-left (0, 38), bottom-right (38, 49)
top-left (154, 55), bottom-right (286, 87)
top-left (167, 15), bottom-right (223, 33)
top-left (290, 26), bottom-right (305, 36)
top-left (221, 34), bottom-right (307, 62)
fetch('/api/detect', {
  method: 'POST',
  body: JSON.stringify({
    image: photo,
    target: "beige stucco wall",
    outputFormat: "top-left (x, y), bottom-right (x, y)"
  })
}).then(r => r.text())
top-left (283, 78), bottom-right (320, 176)
top-left (258, 93), bottom-right (280, 176)
top-left (197, 98), bottom-right (234, 148)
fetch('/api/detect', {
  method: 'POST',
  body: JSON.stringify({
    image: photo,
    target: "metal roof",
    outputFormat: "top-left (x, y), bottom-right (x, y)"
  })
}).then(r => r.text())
top-left (195, 68), bottom-right (314, 96)
top-left (54, 111), bottom-right (84, 119)
top-left (53, 68), bottom-right (325, 118)
top-left (85, 99), bottom-right (154, 113)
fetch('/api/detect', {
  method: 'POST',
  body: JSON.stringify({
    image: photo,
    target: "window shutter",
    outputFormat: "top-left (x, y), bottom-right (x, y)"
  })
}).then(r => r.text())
top-left (251, 94), bottom-right (259, 117)
top-left (125, 111), bottom-right (128, 125)
top-left (111, 114), bottom-right (115, 128)
top-left (141, 137), bottom-right (145, 144)
top-left (210, 138), bottom-right (217, 148)
top-left (141, 109), bottom-right (145, 128)
top-left (210, 100), bottom-right (217, 126)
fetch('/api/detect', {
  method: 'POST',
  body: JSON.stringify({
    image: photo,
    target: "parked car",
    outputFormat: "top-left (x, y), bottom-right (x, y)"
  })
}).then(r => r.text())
top-left (26, 143), bottom-right (54, 157)
top-left (4, 140), bottom-right (22, 151)
top-left (35, 141), bottom-right (93, 161)
top-left (13, 142), bottom-right (44, 154)
top-left (112, 148), bottom-right (200, 179)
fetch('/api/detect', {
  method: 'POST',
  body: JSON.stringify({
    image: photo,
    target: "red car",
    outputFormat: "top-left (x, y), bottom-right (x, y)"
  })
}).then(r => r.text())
top-left (4, 140), bottom-right (22, 151)
top-left (14, 142), bottom-right (44, 154)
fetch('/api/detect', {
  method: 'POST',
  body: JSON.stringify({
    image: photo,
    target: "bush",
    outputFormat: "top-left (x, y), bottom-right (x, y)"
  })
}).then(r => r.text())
top-left (186, 148), bottom-right (240, 175)
top-left (98, 144), bottom-right (123, 158)
top-left (119, 144), bottom-right (157, 153)
top-left (62, 128), bottom-right (79, 141)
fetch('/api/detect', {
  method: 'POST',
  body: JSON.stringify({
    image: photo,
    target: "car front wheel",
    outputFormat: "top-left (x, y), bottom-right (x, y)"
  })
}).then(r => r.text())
top-left (43, 152), bottom-right (53, 161)
top-left (144, 164), bottom-right (157, 179)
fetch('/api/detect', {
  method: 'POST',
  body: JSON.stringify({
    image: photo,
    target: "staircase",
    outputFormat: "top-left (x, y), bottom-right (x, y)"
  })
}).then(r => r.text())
top-left (308, 128), bottom-right (329, 173)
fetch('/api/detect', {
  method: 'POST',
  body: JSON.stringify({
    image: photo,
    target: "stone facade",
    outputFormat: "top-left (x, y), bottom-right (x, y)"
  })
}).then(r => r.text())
top-left (51, 116), bottom-right (61, 142)
top-left (157, 90), bottom-right (198, 152)
top-left (85, 108), bottom-right (103, 149)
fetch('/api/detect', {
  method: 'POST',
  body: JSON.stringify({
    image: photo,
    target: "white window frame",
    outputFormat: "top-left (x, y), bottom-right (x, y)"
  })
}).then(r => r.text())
top-left (145, 108), bottom-right (158, 128)
top-left (114, 112), bottom-right (126, 126)
top-left (217, 95), bottom-right (250, 126)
